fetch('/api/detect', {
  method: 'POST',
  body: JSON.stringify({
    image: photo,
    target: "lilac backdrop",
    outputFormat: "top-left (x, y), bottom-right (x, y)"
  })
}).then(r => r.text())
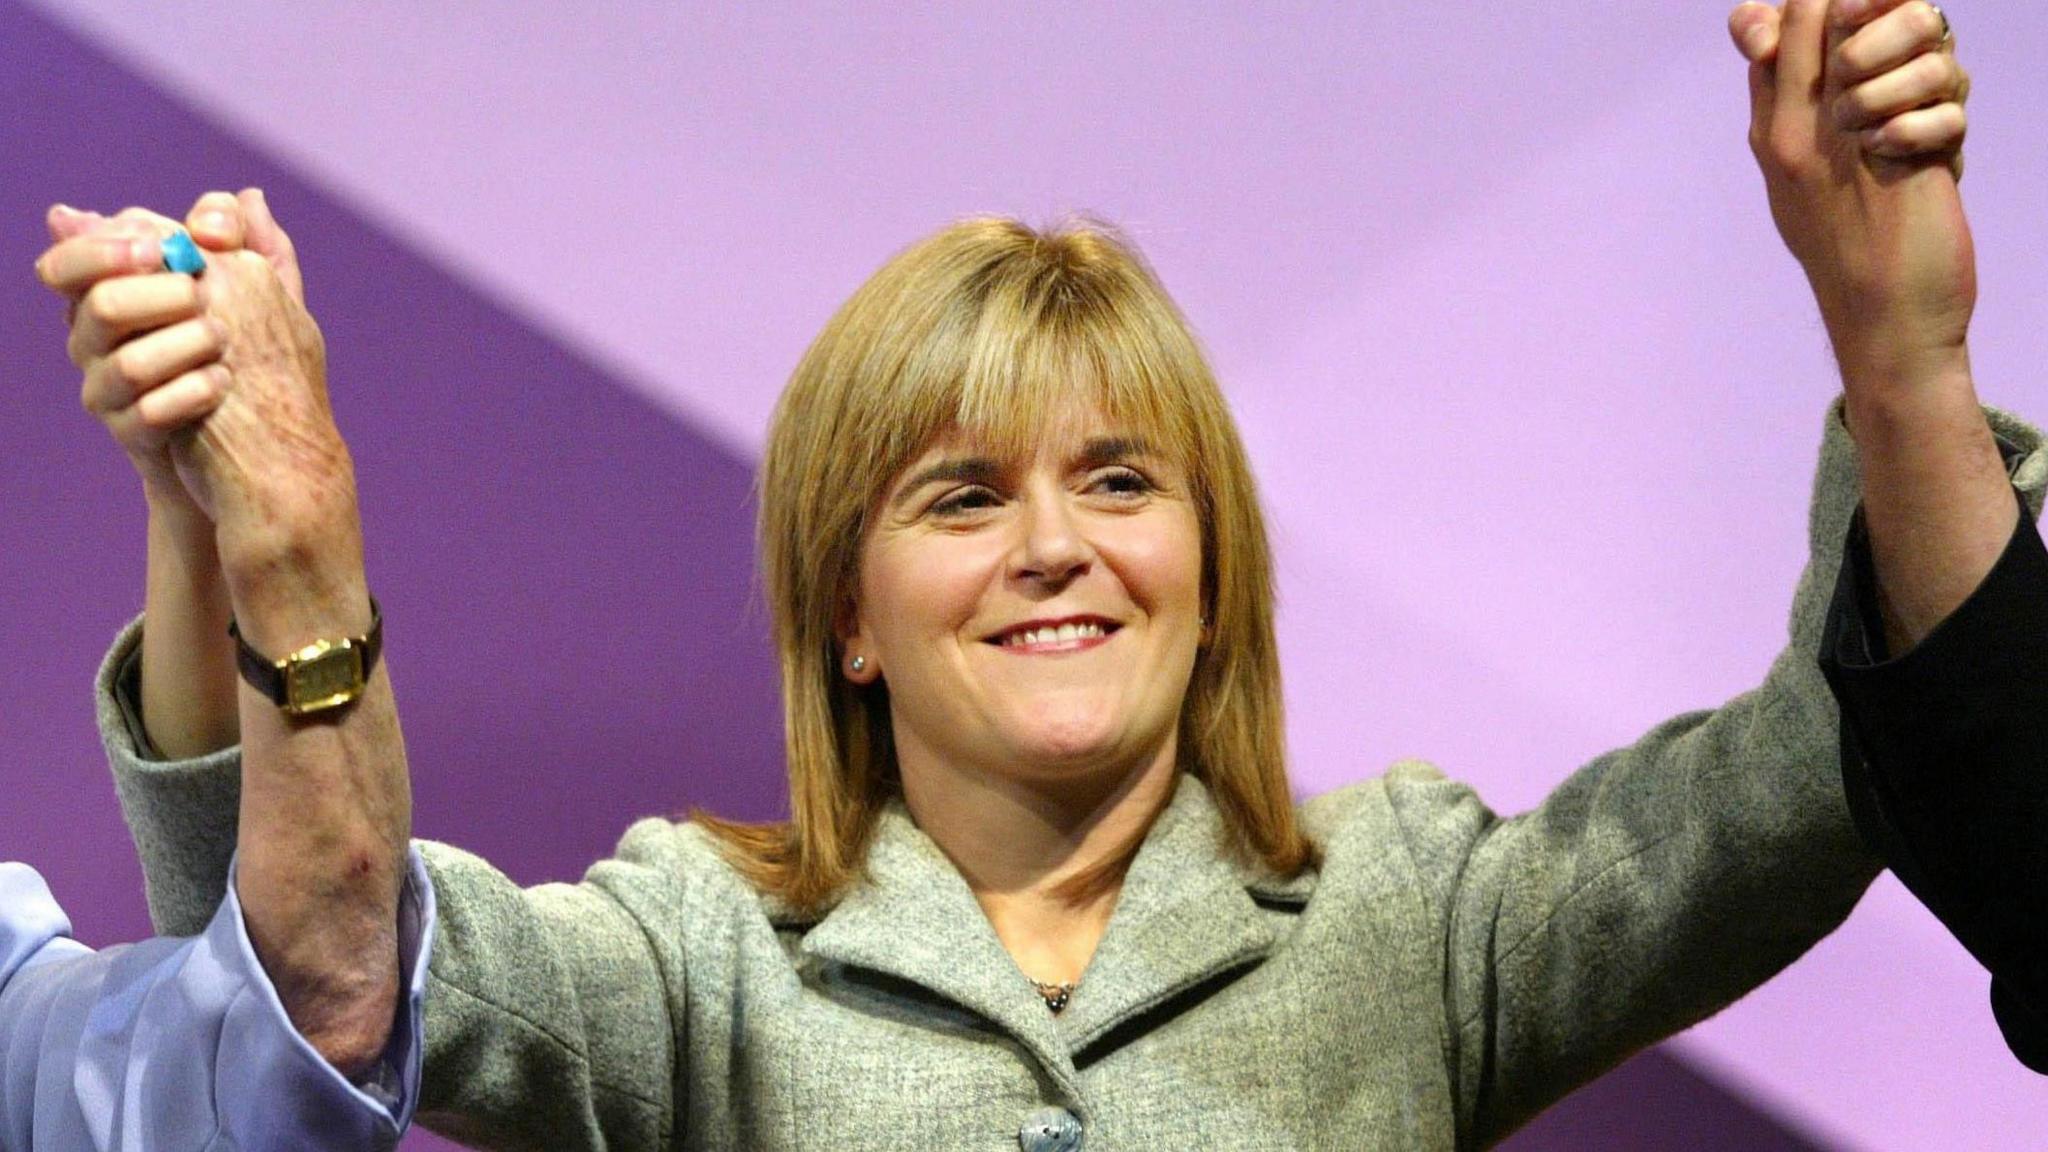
top-left (6, 1), bottom-right (2046, 1148)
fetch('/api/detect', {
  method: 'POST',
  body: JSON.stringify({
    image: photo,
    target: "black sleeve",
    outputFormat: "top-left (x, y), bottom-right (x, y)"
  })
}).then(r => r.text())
top-left (1819, 444), bottom-right (2048, 1074)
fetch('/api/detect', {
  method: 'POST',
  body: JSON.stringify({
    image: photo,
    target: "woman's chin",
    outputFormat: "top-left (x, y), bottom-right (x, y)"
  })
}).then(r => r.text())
top-left (1000, 718), bottom-right (1156, 780)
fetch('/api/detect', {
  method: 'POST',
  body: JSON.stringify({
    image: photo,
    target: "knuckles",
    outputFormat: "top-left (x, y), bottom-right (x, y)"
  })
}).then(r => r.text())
top-left (77, 367), bottom-right (106, 415)
top-left (1918, 50), bottom-right (1961, 92)
top-left (108, 343), bottom-right (146, 391)
top-left (1846, 52), bottom-right (1957, 119)
top-left (1758, 129), bottom-right (1821, 181)
top-left (1834, 2), bottom-right (1950, 82)
top-left (190, 189), bottom-right (238, 216)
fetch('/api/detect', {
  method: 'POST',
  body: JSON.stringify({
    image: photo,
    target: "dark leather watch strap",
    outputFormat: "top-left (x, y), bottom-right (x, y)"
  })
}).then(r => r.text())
top-left (233, 627), bottom-right (289, 705)
top-left (228, 597), bottom-right (383, 711)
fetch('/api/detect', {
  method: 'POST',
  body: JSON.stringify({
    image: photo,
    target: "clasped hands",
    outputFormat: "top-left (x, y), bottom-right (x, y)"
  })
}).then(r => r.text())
top-left (34, 189), bottom-right (368, 645)
top-left (1732, 0), bottom-right (1974, 391)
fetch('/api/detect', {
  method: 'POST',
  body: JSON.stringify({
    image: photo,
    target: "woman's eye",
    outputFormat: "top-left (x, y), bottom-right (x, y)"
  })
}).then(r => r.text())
top-left (1090, 469), bottom-right (1153, 497)
top-left (930, 487), bottom-right (999, 517)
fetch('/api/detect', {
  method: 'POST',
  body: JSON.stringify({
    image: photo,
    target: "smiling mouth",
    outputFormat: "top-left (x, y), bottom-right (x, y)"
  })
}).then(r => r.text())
top-left (985, 618), bottom-right (1123, 653)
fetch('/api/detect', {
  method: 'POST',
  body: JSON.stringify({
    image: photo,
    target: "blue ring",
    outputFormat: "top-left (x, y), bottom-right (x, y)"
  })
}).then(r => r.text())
top-left (160, 230), bottom-right (205, 276)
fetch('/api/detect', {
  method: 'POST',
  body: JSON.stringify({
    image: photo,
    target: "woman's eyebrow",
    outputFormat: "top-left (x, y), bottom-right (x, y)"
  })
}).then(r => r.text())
top-left (1076, 436), bottom-right (1155, 468)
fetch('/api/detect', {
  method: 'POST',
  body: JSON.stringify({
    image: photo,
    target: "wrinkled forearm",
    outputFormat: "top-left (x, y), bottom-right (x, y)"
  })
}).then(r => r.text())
top-left (228, 525), bottom-right (412, 1078)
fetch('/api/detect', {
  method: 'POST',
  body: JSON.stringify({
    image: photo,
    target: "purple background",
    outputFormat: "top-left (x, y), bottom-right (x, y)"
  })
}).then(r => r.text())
top-left (5, 2), bottom-right (2044, 1147)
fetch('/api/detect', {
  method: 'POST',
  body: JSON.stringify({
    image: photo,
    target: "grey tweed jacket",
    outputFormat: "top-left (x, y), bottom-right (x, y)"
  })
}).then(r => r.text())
top-left (99, 402), bottom-right (2048, 1151)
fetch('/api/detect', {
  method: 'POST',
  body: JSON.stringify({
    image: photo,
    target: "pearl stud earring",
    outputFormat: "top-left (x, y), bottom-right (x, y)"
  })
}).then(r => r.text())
top-left (850, 656), bottom-right (867, 673)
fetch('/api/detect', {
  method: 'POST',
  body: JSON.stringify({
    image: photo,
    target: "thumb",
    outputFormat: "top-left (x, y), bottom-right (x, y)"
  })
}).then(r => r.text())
top-left (185, 190), bottom-right (247, 251)
top-left (1729, 2), bottom-right (1783, 65)
top-left (1730, 3), bottom-right (1782, 132)
top-left (237, 187), bottom-right (304, 305)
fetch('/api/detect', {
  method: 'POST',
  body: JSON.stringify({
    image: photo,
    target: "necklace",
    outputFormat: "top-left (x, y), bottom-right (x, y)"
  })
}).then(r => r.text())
top-left (1029, 977), bottom-right (1078, 1013)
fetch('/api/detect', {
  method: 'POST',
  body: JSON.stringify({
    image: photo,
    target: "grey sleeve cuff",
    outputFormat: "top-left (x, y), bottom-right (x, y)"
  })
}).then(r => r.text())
top-left (108, 616), bottom-right (165, 761)
top-left (96, 613), bottom-right (244, 936)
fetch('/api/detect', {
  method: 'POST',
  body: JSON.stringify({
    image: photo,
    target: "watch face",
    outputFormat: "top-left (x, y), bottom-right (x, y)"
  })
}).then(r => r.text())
top-left (285, 644), bottom-right (365, 714)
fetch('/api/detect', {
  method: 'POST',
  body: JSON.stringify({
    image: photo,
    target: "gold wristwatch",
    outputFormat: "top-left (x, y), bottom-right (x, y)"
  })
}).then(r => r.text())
top-left (229, 598), bottom-right (383, 716)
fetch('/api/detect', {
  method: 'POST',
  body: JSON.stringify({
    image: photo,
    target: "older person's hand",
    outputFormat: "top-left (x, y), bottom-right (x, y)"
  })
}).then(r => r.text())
top-left (161, 209), bottom-right (354, 576)
top-left (1730, 0), bottom-right (1974, 390)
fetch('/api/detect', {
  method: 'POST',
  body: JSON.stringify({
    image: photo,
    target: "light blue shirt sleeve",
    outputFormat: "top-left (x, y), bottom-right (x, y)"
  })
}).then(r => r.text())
top-left (0, 849), bottom-right (435, 1152)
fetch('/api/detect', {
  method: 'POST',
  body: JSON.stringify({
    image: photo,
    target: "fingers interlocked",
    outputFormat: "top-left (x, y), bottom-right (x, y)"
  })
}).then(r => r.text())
top-left (81, 306), bottom-right (226, 427)
top-left (1731, 0), bottom-right (1969, 179)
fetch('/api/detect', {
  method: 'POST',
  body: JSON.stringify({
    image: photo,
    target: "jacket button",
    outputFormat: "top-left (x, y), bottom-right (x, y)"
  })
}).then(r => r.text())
top-left (1018, 1105), bottom-right (1083, 1152)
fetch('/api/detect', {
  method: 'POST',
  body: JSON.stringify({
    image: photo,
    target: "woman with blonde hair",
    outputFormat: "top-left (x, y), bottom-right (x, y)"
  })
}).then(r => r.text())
top-left (32, 3), bottom-right (2044, 1147)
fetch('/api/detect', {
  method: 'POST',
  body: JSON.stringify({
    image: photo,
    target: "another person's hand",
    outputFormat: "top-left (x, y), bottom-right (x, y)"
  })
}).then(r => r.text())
top-left (158, 202), bottom-right (355, 587)
top-left (1730, 0), bottom-right (1974, 390)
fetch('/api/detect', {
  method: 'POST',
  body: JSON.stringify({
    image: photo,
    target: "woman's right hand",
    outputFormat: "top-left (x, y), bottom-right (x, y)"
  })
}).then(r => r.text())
top-left (39, 202), bottom-right (220, 509)
top-left (35, 190), bottom-right (300, 516)
top-left (33, 191), bottom-right (296, 760)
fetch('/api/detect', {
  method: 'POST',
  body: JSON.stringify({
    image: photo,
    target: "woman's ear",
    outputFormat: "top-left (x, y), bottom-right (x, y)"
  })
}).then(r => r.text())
top-left (834, 599), bottom-right (880, 684)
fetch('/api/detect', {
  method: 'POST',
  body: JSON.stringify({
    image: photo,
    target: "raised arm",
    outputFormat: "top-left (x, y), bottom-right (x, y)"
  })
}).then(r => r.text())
top-left (1406, 5), bottom-right (2037, 1139)
top-left (1732, 0), bottom-right (2015, 650)
top-left (37, 198), bottom-right (246, 761)
top-left (37, 191), bottom-right (409, 1076)
top-left (1738, 0), bottom-right (2048, 1067)
top-left (52, 198), bottom-right (686, 1148)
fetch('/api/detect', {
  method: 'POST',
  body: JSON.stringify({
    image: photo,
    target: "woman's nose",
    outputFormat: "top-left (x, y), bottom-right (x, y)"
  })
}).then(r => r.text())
top-left (1013, 494), bottom-right (1090, 584)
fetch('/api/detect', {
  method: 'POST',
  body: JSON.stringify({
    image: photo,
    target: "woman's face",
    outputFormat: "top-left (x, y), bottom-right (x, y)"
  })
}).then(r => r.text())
top-left (850, 407), bottom-right (1204, 790)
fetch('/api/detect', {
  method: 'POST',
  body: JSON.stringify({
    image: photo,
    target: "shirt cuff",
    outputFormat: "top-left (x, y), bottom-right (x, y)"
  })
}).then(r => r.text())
top-left (211, 846), bottom-right (437, 1147)
top-left (0, 864), bottom-right (93, 985)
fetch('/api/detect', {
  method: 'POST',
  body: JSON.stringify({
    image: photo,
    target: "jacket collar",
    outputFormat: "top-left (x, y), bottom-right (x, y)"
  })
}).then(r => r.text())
top-left (795, 775), bottom-right (1317, 1093)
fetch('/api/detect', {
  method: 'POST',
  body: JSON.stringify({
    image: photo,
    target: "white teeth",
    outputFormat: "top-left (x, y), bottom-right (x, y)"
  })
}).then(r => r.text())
top-left (1003, 622), bottom-right (1105, 647)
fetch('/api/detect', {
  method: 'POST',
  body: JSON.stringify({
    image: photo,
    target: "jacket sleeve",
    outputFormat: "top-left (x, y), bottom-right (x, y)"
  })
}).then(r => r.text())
top-left (1819, 435), bottom-right (2048, 1073)
top-left (406, 828), bottom-right (683, 1151)
top-left (1382, 399), bottom-right (2046, 1149)
top-left (96, 616), bottom-right (240, 940)
top-left (98, 627), bottom-right (683, 1151)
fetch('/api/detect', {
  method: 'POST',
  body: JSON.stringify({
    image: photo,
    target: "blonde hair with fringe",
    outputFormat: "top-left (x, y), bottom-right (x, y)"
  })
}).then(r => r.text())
top-left (696, 216), bottom-right (1317, 912)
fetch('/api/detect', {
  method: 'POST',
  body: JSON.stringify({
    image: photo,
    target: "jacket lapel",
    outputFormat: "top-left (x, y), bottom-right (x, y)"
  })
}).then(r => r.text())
top-left (797, 802), bottom-right (1080, 1096)
top-left (1053, 776), bottom-right (1299, 1055)
top-left (795, 776), bottom-right (1315, 1092)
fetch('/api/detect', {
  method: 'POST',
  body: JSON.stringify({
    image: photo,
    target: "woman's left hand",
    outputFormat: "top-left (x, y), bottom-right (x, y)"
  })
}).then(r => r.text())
top-left (1731, 0), bottom-right (1974, 392)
